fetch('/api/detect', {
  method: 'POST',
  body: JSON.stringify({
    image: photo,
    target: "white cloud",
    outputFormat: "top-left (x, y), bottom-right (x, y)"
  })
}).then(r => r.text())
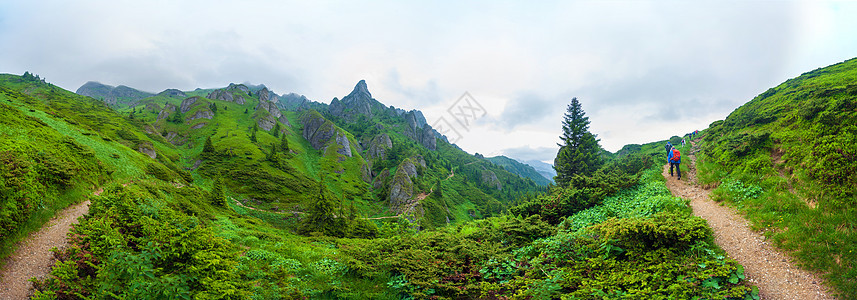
top-left (2, 1), bottom-right (856, 155)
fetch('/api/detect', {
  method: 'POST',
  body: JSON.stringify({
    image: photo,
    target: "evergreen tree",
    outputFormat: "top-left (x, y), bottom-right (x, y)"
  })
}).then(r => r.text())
top-left (209, 102), bottom-right (218, 113)
top-left (171, 111), bottom-right (183, 124)
top-left (272, 123), bottom-right (280, 138)
top-left (279, 133), bottom-right (289, 152)
top-left (266, 143), bottom-right (278, 163)
top-left (250, 130), bottom-right (257, 143)
top-left (244, 108), bottom-right (248, 114)
top-left (554, 98), bottom-right (602, 186)
top-left (300, 178), bottom-right (337, 236)
top-left (210, 175), bottom-right (227, 206)
top-left (203, 136), bottom-right (215, 153)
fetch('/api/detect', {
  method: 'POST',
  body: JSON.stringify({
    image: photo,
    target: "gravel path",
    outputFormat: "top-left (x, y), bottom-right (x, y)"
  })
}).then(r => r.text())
top-left (664, 149), bottom-right (835, 300)
top-left (0, 200), bottom-right (90, 300)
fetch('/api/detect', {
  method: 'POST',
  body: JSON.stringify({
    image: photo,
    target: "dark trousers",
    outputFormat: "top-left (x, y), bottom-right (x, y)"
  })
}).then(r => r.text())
top-left (670, 162), bottom-right (681, 179)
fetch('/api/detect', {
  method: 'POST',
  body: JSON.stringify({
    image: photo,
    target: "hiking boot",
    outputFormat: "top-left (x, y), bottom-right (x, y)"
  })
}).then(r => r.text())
top-left (677, 177), bottom-right (681, 180)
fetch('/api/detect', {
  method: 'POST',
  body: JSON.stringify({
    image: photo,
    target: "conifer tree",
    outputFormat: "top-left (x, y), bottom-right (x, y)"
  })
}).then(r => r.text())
top-left (279, 133), bottom-right (289, 152)
top-left (203, 136), bottom-right (215, 153)
top-left (272, 123), bottom-right (280, 138)
top-left (554, 98), bottom-right (602, 187)
top-left (210, 175), bottom-right (226, 206)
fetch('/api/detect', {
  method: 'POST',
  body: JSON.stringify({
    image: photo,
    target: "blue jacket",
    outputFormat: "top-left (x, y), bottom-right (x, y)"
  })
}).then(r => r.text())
top-left (668, 147), bottom-right (681, 163)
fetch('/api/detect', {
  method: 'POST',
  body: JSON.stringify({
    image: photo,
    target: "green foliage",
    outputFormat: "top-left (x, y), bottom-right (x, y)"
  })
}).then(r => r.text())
top-left (555, 97), bottom-right (603, 186)
top-left (202, 135), bottom-right (215, 153)
top-left (697, 58), bottom-right (857, 298)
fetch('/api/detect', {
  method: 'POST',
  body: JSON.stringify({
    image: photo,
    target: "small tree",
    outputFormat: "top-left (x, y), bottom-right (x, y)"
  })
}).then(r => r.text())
top-left (209, 175), bottom-right (227, 207)
top-left (209, 102), bottom-right (218, 113)
top-left (203, 136), bottom-right (215, 153)
top-left (272, 123), bottom-right (281, 138)
top-left (266, 143), bottom-right (278, 163)
top-left (279, 134), bottom-right (289, 152)
top-left (171, 111), bottom-right (183, 124)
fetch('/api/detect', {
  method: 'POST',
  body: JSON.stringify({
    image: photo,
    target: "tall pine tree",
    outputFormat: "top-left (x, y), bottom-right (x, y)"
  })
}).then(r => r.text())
top-left (554, 97), bottom-right (602, 187)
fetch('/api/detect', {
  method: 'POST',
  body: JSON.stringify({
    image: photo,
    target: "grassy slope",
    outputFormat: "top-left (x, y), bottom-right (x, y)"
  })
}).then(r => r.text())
top-left (0, 75), bottom-right (184, 262)
top-left (697, 58), bottom-right (857, 298)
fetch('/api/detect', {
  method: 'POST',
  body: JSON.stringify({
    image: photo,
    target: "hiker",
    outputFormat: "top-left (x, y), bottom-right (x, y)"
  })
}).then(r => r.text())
top-left (681, 138), bottom-right (686, 146)
top-left (664, 142), bottom-right (672, 156)
top-left (669, 146), bottom-right (681, 180)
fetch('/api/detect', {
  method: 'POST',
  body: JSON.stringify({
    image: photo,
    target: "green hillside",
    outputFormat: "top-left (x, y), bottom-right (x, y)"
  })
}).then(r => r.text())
top-left (697, 58), bottom-right (857, 298)
top-left (485, 155), bottom-right (552, 186)
top-left (0, 72), bottom-right (763, 299)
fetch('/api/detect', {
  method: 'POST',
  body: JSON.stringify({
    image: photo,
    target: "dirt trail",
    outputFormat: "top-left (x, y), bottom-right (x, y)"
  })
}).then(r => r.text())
top-left (0, 200), bottom-right (90, 299)
top-left (664, 146), bottom-right (835, 300)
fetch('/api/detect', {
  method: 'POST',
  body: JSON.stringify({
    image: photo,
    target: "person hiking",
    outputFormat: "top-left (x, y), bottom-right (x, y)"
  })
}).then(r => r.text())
top-left (681, 138), bottom-right (686, 146)
top-left (664, 142), bottom-right (672, 156)
top-left (668, 146), bottom-right (681, 180)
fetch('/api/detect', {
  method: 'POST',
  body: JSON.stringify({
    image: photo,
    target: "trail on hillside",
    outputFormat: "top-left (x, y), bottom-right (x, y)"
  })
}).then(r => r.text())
top-left (0, 199), bottom-right (91, 299)
top-left (664, 143), bottom-right (835, 300)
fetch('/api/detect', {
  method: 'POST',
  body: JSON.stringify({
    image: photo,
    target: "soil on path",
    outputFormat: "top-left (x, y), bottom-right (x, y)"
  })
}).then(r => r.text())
top-left (664, 146), bottom-right (835, 300)
top-left (0, 200), bottom-right (91, 299)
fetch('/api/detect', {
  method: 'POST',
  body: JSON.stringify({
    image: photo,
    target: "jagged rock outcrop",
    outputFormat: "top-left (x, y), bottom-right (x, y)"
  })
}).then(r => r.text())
top-left (328, 97), bottom-right (344, 116)
top-left (137, 142), bottom-right (157, 159)
top-left (158, 89), bottom-right (186, 98)
top-left (157, 104), bottom-right (177, 120)
top-left (257, 115), bottom-right (277, 131)
top-left (413, 154), bottom-right (426, 169)
top-left (206, 88), bottom-right (246, 104)
top-left (401, 110), bottom-right (437, 150)
top-left (187, 109), bottom-right (214, 121)
top-left (334, 133), bottom-right (353, 157)
top-left (300, 111), bottom-right (352, 158)
top-left (481, 169), bottom-right (502, 190)
top-left (360, 163), bottom-right (372, 183)
top-left (191, 123), bottom-right (207, 129)
top-left (180, 96), bottom-right (200, 113)
top-left (367, 133), bottom-right (393, 160)
top-left (388, 168), bottom-right (414, 212)
top-left (400, 159), bottom-right (418, 179)
top-left (227, 83), bottom-right (250, 94)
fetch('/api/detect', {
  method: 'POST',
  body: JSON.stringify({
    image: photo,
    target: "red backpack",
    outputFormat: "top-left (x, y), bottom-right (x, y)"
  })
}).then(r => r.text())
top-left (672, 148), bottom-right (681, 161)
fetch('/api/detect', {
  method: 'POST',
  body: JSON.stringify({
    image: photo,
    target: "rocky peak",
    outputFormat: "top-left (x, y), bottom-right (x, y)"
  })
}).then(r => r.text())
top-left (227, 83), bottom-right (251, 94)
top-left (343, 80), bottom-right (372, 104)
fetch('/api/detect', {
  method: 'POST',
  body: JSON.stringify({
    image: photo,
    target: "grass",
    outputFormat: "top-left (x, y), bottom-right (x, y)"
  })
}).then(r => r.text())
top-left (695, 57), bottom-right (857, 298)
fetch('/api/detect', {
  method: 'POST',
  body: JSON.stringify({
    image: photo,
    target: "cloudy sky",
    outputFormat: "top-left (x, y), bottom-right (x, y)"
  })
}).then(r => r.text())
top-left (2, 1), bottom-right (857, 163)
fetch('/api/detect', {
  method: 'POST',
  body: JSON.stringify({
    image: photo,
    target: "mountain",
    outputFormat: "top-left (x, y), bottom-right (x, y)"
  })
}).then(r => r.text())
top-left (75, 81), bottom-right (154, 106)
top-left (523, 159), bottom-right (556, 184)
top-left (485, 155), bottom-right (552, 186)
top-left (698, 57), bottom-right (857, 298)
top-left (2, 71), bottom-right (759, 299)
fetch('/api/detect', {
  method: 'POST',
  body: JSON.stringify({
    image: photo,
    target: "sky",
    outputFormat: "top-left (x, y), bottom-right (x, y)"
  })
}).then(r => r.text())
top-left (2, 1), bottom-right (857, 164)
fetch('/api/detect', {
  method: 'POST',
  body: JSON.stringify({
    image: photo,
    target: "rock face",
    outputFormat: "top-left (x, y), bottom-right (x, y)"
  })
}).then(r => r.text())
top-left (157, 104), bottom-right (177, 120)
top-left (257, 115), bottom-right (277, 131)
top-left (180, 96), bottom-right (200, 113)
top-left (158, 89), bottom-right (186, 98)
top-left (373, 169), bottom-right (390, 190)
top-left (300, 111), bottom-right (352, 158)
top-left (481, 170), bottom-right (502, 190)
top-left (334, 133), bottom-right (353, 157)
top-left (329, 80), bottom-right (382, 119)
top-left (400, 159), bottom-right (418, 178)
top-left (400, 109), bottom-right (437, 150)
top-left (206, 88), bottom-right (246, 104)
top-left (187, 109), bottom-right (214, 121)
top-left (137, 142), bottom-right (157, 159)
top-left (367, 133), bottom-right (393, 160)
top-left (388, 167), bottom-right (414, 213)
